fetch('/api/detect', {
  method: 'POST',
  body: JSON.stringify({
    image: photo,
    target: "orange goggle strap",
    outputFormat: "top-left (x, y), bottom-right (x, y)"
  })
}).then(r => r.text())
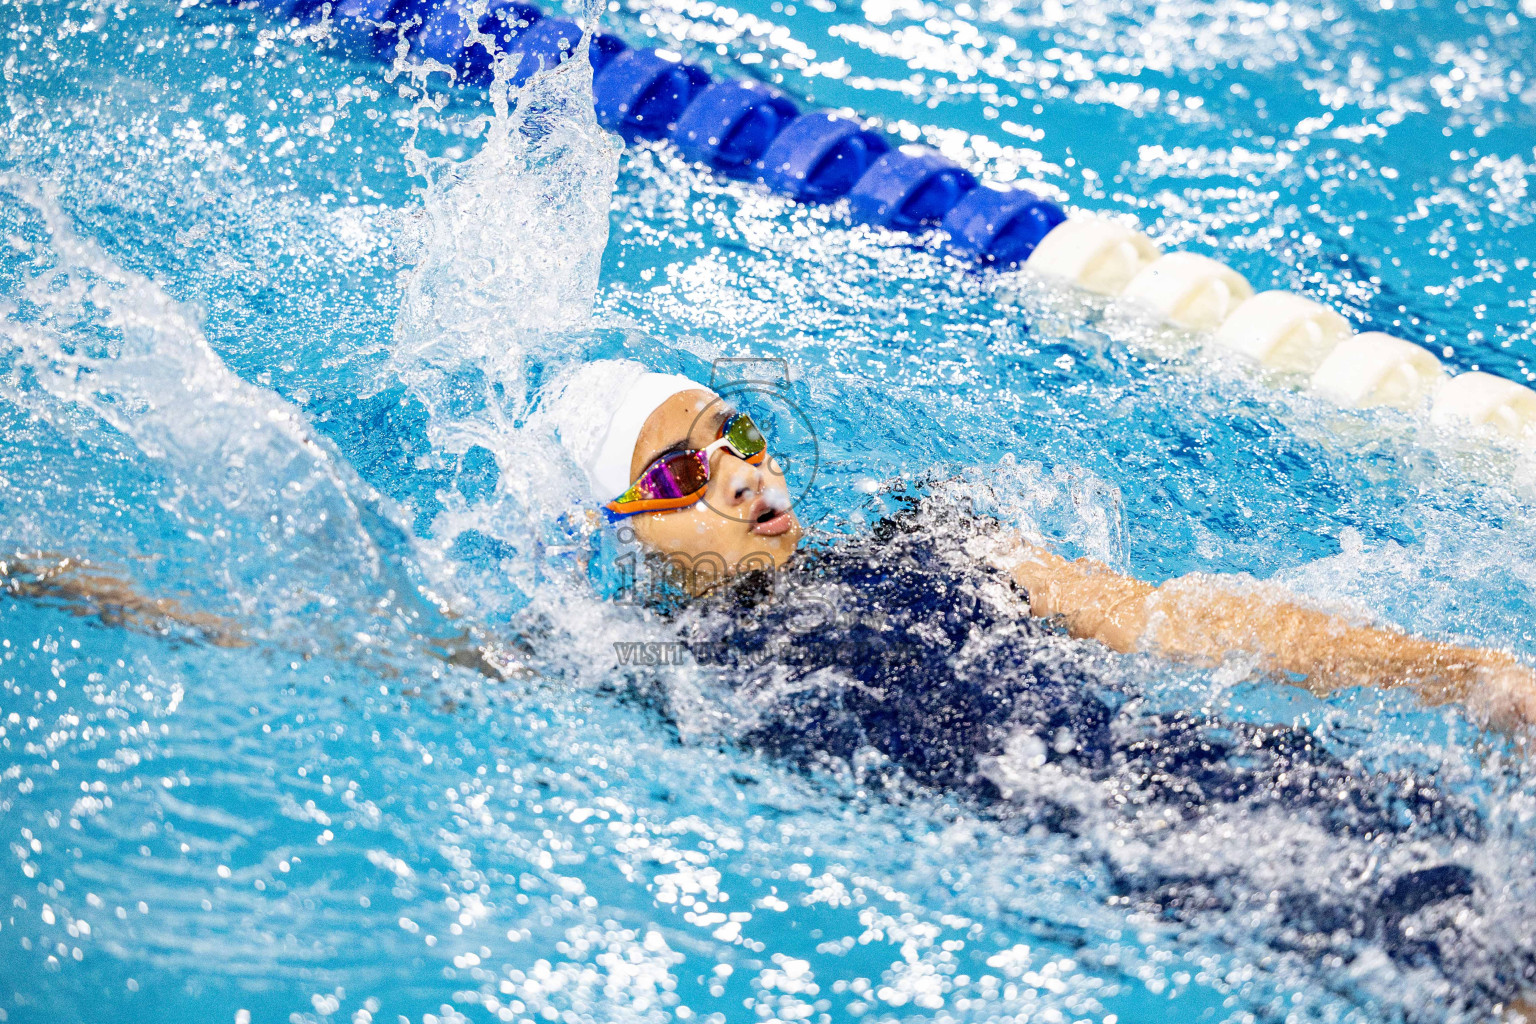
top-left (604, 493), bottom-right (704, 517)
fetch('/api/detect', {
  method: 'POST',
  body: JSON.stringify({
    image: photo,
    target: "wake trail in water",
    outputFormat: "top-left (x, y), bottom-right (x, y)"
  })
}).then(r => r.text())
top-left (0, 173), bottom-right (449, 661)
top-left (0, 0), bottom-right (644, 679)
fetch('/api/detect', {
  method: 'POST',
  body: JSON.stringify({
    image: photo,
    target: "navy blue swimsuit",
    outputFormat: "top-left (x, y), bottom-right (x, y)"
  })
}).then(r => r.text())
top-left (661, 498), bottom-right (1530, 1018)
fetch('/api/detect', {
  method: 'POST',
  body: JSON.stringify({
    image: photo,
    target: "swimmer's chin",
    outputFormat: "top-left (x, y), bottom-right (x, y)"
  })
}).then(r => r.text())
top-left (715, 512), bottom-right (804, 587)
top-left (631, 505), bottom-right (804, 596)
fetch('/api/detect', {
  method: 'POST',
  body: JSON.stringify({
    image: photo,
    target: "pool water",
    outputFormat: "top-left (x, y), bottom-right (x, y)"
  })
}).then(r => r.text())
top-left (3, 0), bottom-right (1536, 1021)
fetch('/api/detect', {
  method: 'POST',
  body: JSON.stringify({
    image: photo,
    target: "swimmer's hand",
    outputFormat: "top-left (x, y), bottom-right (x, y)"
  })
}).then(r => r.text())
top-left (426, 630), bottom-right (537, 682)
top-left (998, 543), bottom-right (1536, 734)
top-left (1467, 661), bottom-right (1536, 735)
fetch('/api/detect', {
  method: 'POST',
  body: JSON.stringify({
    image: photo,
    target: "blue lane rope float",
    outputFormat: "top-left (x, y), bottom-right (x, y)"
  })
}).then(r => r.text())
top-left (943, 187), bottom-right (1068, 269)
top-left (672, 80), bottom-right (797, 176)
top-left (224, 0), bottom-right (1536, 441)
top-left (758, 113), bottom-right (888, 202)
top-left (592, 48), bottom-right (711, 140)
top-left (846, 149), bottom-right (977, 233)
top-left (244, 0), bottom-right (1068, 261)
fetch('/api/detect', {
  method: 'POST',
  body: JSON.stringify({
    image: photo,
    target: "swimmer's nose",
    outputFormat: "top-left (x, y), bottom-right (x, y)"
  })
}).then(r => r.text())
top-left (710, 449), bottom-right (785, 512)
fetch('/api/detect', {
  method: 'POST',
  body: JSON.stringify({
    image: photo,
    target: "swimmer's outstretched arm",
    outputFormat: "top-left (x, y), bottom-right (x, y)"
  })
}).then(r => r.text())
top-left (0, 554), bottom-right (524, 681)
top-left (1, 554), bottom-right (248, 647)
top-left (1001, 545), bottom-right (1536, 732)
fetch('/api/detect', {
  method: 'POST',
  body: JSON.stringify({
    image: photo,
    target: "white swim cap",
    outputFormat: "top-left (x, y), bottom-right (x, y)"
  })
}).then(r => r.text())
top-left (545, 359), bottom-right (712, 501)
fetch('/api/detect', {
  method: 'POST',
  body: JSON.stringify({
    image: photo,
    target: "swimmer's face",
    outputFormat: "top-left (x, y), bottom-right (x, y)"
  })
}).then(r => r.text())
top-left (625, 389), bottom-right (803, 590)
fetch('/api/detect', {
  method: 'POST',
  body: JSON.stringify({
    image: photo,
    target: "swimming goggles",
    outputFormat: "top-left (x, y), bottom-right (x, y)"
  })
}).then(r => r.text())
top-left (605, 412), bottom-right (768, 517)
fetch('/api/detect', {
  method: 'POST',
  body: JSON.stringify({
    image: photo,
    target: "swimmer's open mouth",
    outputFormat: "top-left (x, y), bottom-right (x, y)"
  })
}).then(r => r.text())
top-left (750, 506), bottom-right (795, 537)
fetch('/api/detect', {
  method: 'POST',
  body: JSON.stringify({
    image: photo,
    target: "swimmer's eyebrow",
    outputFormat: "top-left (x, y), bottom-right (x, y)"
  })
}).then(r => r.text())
top-left (674, 406), bottom-right (732, 451)
top-left (651, 438), bottom-right (692, 460)
top-left (643, 406), bottom-right (735, 464)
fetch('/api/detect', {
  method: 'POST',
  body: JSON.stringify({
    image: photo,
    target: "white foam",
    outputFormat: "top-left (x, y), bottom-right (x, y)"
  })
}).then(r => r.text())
top-left (391, 28), bottom-right (621, 372)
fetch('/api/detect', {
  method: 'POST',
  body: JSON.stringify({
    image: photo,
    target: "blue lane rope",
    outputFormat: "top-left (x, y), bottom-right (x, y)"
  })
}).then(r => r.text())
top-left (209, 0), bottom-right (1536, 434)
top-left (241, 0), bottom-right (1068, 267)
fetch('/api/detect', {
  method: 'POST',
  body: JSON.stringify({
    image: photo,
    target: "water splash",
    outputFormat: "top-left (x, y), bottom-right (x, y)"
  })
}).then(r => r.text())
top-left (390, 0), bottom-right (620, 373)
top-left (382, 3), bottom-right (624, 617)
top-left (0, 173), bottom-right (444, 659)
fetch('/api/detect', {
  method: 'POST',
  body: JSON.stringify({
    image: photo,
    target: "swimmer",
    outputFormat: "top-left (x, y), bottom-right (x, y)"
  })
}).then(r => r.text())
top-left (548, 358), bottom-right (1536, 1019)
top-left (547, 358), bottom-right (1536, 733)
